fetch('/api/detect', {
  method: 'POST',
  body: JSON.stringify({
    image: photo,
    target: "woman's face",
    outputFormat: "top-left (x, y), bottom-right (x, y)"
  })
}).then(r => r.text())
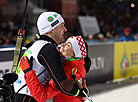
top-left (60, 39), bottom-right (74, 57)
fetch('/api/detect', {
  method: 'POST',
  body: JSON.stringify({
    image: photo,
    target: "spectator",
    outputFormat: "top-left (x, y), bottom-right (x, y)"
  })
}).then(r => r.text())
top-left (119, 27), bottom-right (135, 42)
top-left (78, 0), bottom-right (137, 39)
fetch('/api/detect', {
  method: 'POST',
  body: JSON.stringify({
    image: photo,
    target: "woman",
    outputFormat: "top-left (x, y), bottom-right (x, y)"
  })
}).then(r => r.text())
top-left (20, 36), bottom-right (91, 102)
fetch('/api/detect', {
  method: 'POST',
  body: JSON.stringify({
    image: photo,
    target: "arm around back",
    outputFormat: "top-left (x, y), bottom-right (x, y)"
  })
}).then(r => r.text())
top-left (38, 44), bottom-right (86, 97)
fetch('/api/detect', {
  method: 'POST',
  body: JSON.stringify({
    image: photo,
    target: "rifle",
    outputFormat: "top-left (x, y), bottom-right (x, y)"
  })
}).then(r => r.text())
top-left (12, 0), bottom-right (29, 72)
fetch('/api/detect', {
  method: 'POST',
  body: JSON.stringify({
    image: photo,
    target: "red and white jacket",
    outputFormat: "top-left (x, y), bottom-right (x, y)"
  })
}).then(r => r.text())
top-left (24, 58), bottom-right (86, 102)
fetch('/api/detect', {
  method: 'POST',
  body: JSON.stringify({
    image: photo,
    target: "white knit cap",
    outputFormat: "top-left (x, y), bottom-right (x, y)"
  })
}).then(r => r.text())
top-left (67, 36), bottom-right (87, 58)
top-left (37, 12), bottom-right (64, 35)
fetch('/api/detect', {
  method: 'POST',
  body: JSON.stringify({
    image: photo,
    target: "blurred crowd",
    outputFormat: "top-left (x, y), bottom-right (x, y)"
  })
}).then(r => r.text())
top-left (0, 14), bottom-right (17, 47)
top-left (79, 0), bottom-right (138, 42)
top-left (0, 0), bottom-right (137, 48)
top-left (0, 11), bottom-right (32, 48)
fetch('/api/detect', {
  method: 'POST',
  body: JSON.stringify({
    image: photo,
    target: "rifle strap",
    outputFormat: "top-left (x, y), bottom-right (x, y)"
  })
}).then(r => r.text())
top-left (12, 29), bottom-right (25, 72)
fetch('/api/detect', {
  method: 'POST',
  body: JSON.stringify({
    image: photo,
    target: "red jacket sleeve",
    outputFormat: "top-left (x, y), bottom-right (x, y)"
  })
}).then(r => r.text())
top-left (25, 70), bottom-right (60, 102)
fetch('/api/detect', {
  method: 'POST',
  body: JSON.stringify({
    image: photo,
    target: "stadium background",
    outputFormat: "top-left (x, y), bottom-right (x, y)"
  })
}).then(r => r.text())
top-left (0, 0), bottom-right (138, 102)
top-left (0, 0), bottom-right (137, 47)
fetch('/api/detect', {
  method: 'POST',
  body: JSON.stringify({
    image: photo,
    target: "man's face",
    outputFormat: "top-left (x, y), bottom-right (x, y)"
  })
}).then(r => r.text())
top-left (53, 22), bottom-right (67, 44)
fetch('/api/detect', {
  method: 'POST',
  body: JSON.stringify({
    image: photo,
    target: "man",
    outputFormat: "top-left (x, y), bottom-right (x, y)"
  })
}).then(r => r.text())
top-left (14, 12), bottom-right (87, 102)
top-left (120, 28), bottom-right (135, 42)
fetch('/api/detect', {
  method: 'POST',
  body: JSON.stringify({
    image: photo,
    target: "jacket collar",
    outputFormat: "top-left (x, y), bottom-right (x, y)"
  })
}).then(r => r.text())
top-left (39, 35), bottom-right (58, 47)
top-left (62, 57), bottom-right (82, 62)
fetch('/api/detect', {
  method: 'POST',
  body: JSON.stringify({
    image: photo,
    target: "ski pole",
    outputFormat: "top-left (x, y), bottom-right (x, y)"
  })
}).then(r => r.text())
top-left (72, 68), bottom-right (93, 102)
top-left (74, 77), bottom-right (94, 102)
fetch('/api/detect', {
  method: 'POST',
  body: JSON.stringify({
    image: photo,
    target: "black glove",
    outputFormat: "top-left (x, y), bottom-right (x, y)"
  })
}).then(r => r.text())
top-left (72, 74), bottom-right (88, 97)
top-left (79, 87), bottom-right (88, 97)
